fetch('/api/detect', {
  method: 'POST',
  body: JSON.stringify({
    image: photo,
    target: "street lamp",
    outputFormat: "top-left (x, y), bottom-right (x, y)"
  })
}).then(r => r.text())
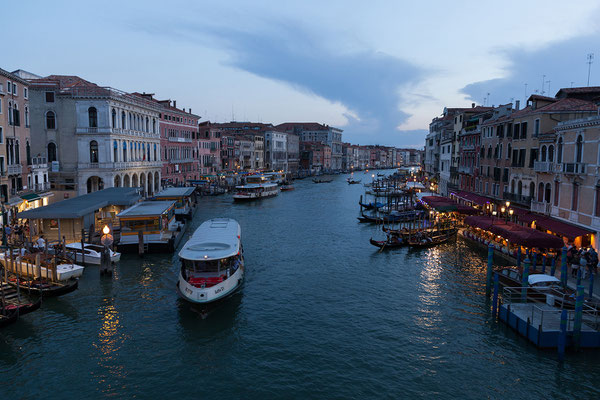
top-left (505, 201), bottom-right (510, 208)
top-left (509, 208), bottom-right (514, 222)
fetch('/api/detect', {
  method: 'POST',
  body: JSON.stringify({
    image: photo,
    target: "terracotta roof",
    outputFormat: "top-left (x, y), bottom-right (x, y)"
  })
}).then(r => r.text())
top-left (537, 97), bottom-right (597, 112)
top-left (555, 86), bottom-right (600, 95)
top-left (30, 75), bottom-right (98, 89)
top-left (528, 94), bottom-right (557, 102)
top-left (275, 122), bottom-right (330, 132)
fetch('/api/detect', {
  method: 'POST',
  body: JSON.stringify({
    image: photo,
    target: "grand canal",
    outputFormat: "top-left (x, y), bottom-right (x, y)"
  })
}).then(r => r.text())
top-left (1, 170), bottom-right (599, 399)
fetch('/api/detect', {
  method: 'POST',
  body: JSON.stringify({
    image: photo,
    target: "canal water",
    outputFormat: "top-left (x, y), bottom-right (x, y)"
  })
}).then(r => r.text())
top-left (1, 170), bottom-right (599, 399)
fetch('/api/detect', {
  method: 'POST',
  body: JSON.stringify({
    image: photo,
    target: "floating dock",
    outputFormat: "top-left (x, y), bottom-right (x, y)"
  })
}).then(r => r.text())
top-left (499, 302), bottom-right (600, 348)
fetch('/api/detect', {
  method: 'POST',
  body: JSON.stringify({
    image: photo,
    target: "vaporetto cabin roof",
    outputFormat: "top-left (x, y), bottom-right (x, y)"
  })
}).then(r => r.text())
top-left (117, 201), bottom-right (175, 218)
top-left (154, 187), bottom-right (195, 198)
top-left (178, 218), bottom-right (241, 261)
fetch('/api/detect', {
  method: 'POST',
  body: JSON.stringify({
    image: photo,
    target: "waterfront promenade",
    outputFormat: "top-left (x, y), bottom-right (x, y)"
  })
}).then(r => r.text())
top-left (1, 171), bottom-right (600, 399)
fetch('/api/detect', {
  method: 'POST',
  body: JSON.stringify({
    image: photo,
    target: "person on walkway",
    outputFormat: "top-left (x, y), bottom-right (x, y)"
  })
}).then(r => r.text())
top-left (580, 251), bottom-right (588, 279)
top-left (571, 248), bottom-right (580, 278)
top-left (36, 235), bottom-right (45, 250)
top-left (589, 247), bottom-right (599, 274)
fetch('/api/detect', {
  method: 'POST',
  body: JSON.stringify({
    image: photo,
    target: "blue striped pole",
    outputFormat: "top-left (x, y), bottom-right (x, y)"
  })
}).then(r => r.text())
top-left (573, 285), bottom-right (585, 350)
top-left (558, 309), bottom-right (568, 361)
top-left (561, 247), bottom-right (568, 289)
top-left (517, 246), bottom-right (522, 268)
top-left (532, 250), bottom-right (537, 272)
top-left (589, 272), bottom-right (594, 300)
top-left (577, 268), bottom-right (582, 287)
top-left (486, 244), bottom-right (494, 295)
top-left (522, 258), bottom-right (530, 301)
top-left (492, 273), bottom-right (499, 318)
top-left (551, 256), bottom-right (556, 276)
top-left (541, 254), bottom-right (547, 274)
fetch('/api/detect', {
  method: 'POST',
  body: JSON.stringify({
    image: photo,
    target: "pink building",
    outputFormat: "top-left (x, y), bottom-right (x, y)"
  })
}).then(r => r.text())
top-left (134, 94), bottom-right (200, 185)
top-left (197, 121), bottom-right (221, 175)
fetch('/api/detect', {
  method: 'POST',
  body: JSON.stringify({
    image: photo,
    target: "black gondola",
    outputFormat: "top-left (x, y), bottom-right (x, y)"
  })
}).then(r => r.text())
top-left (0, 307), bottom-right (19, 328)
top-left (313, 178), bottom-right (333, 183)
top-left (4, 274), bottom-right (79, 297)
top-left (369, 237), bottom-right (406, 249)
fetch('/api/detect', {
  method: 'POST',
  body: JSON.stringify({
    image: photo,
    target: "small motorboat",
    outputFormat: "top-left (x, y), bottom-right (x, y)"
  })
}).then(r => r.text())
top-left (408, 231), bottom-right (456, 248)
top-left (280, 185), bottom-right (295, 191)
top-left (359, 201), bottom-right (384, 210)
top-left (65, 243), bottom-right (121, 265)
top-left (313, 178), bottom-right (333, 183)
top-left (347, 178), bottom-right (361, 184)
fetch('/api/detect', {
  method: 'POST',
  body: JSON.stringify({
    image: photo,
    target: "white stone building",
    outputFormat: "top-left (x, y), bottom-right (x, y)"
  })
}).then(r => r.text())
top-left (28, 76), bottom-right (162, 196)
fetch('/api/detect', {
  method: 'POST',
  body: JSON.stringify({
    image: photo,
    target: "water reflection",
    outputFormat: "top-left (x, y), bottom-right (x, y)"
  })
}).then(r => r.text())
top-left (93, 300), bottom-right (128, 387)
top-left (177, 292), bottom-right (243, 341)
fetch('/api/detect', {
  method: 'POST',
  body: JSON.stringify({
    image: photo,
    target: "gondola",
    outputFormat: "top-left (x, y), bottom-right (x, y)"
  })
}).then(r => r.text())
top-left (358, 201), bottom-right (384, 210)
top-left (357, 210), bottom-right (421, 224)
top-left (0, 307), bottom-right (19, 328)
top-left (408, 232), bottom-right (456, 248)
top-left (347, 179), bottom-right (361, 184)
top-left (2, 297), bottom-right (42, 316)
top-left (4, 273), bottom-right (79, 297)
top-left (313, 178), bottom-right (333, 183)
top-left (369, 236), bottom-right (406, 249)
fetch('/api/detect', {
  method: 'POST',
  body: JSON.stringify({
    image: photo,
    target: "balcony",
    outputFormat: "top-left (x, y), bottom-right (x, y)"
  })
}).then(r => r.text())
top-left (30, 156), bottom-right (48, 170)
top-left (561, 162), bottom-right (586, 174)
top-left (78, 161), bottom-right (164, 170)
top-left (7, 164), bottom-right (22, 175)
top-left (458, 165), bottom-right (473, 174)
top-left (77, 127), bottom-right (160, 139)
top-left (530, 200), bottom-right (552, 215)
top-left (461, 144), bottom-right (475, 151)
top-left (503, 191), bottom-right (532, 206)
top-left (168, 136), bottom-right (192, 143)
top-left (533, 161), bottom-right (558, 173)
top-left (169, 158), bottom-right (195, 164)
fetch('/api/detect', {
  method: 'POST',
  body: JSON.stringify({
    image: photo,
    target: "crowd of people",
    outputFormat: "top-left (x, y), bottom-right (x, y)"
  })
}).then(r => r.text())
top-left (567, 245), bottom-right (599, 278)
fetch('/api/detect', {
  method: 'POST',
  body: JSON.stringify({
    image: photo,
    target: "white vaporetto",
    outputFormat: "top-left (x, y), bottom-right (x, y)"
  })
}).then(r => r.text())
top-left (177, 218), bottom-right (244, 304)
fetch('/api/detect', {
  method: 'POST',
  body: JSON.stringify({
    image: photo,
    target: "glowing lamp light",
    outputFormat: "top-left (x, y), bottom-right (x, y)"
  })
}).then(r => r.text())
top-left (372, 174), bottom-right (375, 178)
top-left (509, 209), bottom-right (514, 216)
top-left (501, 206), bottom-right (506, 213)
top-left (204, 255), bottom-right (208, 259)
top-left (505, 201), bottom-right (510, 208)
top-left (103, 225), bottom-right (110, 235)
top-left (492, 211), bottom-right (497, 216)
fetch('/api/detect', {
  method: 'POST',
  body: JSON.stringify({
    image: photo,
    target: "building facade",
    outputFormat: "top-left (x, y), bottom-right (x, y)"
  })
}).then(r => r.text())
top-left (28, 75), bottom-right (162, 196)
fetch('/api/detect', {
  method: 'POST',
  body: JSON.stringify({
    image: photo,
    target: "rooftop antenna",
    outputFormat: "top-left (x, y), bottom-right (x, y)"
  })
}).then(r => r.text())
top-left (541, 74), bottom-right (546, 95)
top-left (231, 104), bottom-right (235, 122)
top-left (547, 80), bottom-right (551, 95)
top-left (587, 53), bottom-right (594, 86)
top-left (570, 81), bottom-right (574, 88)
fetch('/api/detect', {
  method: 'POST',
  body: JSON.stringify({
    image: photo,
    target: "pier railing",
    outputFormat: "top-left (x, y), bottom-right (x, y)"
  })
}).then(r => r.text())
top-left (502, 286), bottom-right (600, 330)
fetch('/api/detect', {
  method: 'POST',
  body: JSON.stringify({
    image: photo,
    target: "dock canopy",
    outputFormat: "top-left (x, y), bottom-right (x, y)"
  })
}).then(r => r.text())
top-left (464, 216), bottom-right (564, 249)
top-left (154, 187), bottom-right (195, 198)
top-left (450, 190), bottom-right (493, 207)
top-left (421, 196), bottom-right (478, 214)
top-left (533, 216), bottom-right (595, 241)
top-left (17, 187), bottom-right (142, 220)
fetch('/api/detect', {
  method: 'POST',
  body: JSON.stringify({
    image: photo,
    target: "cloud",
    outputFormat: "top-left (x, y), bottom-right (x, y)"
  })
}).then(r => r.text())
top-left (461, 34), bottom-right (600, 106)
top-left (143, 19), bottom-right (425, 146)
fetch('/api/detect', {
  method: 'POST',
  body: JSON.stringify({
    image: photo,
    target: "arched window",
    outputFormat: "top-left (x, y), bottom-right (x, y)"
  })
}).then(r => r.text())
top-left (90, 140), bottom-right (99, 163)
top-left (154, 144), bottom-right (157, 161)
top-left (511, 179), bottom-right (515, 193)
top-left (507, 143), bottom-right (511, 159)
top-left (145, 117), bottom-right (149, 133)
top-left (122, 111), bottom-right (126, 128)
top-left (25, 106), bottom-right (29, 127)
top-left (572, 183), bottom-right (579, 211)
top-left (26, 141), bottom-right (31, 165)
top-left (576, 135), bottom-right (583, 163)
top-left (538, 182), bottom-right (544, 202)
top-left (541, 145), bottom-right (547, 162)
top-left (548, 145), bottom-right (554, 162)
top-left (518, 180), bottom-right (523, 195)
top-left (554, 180), bottom-right (560, 206)
top-left (113, 140), bottom-right (118, 162)
top-left (529, 182), bottom-right (535, 199)
top-left (15, 140), bottom-right (19, 164)
top-left (152, 119), bottom-right (156, 134)
top-left (46, 111), bottom-right (56, 129)
top-left (557, 137), bottom-right (563, 163)
top-left (88, 107), bottom-right (98, 128)
top-left (48, 142), bottom-right (57, 162)
top-left (545, 183), bottom-right (551, 203)
top-left (112, 109), bottom-right (117, 127)
top-left (123, 141), bottom-right (127, 162)
top-left (595, 181), bottom-right (600, 217)
top-left (487, 146), bottom-right (492, 158)
top-left (129, 113), bottom-right (132, 130)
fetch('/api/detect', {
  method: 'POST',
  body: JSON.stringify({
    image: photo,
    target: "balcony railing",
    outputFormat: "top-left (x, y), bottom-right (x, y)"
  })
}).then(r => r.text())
top-left (7, 164), bottom-right (22, 175)
top-left (534, 161), bottom-right (558, 173)
top-left (461, 144), bottom-right (475, 151)
top-left (168, 137), bottom-right (193, 143)
top-left (78, 161), bottom-right (164, 170)
top-left (503, 191), bottom-right (532, 206)
top-left (77, 127), bottom-right (160, 138)
top-left (458, 165), bottom-right (473, 174)
top-left (530, 200), bottom-right (552, 215)
top-left (561, 162), bottom-right (586, 174)
top-left (169, 158), bottom-right (195, 164)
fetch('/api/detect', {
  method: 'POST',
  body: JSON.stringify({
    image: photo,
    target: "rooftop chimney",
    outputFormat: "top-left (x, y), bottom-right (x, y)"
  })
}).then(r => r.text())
top-left (189, 108), bottom-right (192, 114)
top-left (515, 100), bottom-right (520, 110)
top-left (471, 103), bottom-right (475, 108)
top-left (173, 100), bottom-right (177, 108)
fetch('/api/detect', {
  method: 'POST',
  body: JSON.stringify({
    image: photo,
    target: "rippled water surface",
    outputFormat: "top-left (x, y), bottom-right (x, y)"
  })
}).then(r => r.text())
top-left (2, 170), bottom-right (600, 399)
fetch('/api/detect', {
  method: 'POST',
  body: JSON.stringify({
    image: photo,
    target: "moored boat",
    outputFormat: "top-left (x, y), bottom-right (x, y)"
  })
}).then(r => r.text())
top-left (408, 231), bottom-right (456, 248)
top-left (177, 218), bottom-right (244, 304)
top-left (313, 178), bottom-right (333, 183)
top-left (280, 185), bottom-right (295, 191)
top-left (369, 235), bottom-right (406, 249)
top-left (233, 175), bottom-right (279, 201)
top-left (65, 243), bottom-right (121, 265)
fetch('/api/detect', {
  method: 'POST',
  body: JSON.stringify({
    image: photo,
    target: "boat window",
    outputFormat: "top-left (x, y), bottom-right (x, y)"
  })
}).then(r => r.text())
top-left (509, 271), bottom-right (518, 279)
top-left (121, 218), bottom-right (159, 232)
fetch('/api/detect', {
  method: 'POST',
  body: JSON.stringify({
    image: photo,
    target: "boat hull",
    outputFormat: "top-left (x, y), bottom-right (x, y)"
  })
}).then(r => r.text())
top-left (233, 192), bottom-right (279, 201)
top-left (177, 265), bottom-right (244, 304)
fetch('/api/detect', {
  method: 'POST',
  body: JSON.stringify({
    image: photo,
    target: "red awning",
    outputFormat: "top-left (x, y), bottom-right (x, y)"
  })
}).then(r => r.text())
top-left (534, 216), bottom-right (595, 240)
top-left (451, 190), bottom-right (493, 207)
top-left (464, 215), bottom-right (564, 248)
